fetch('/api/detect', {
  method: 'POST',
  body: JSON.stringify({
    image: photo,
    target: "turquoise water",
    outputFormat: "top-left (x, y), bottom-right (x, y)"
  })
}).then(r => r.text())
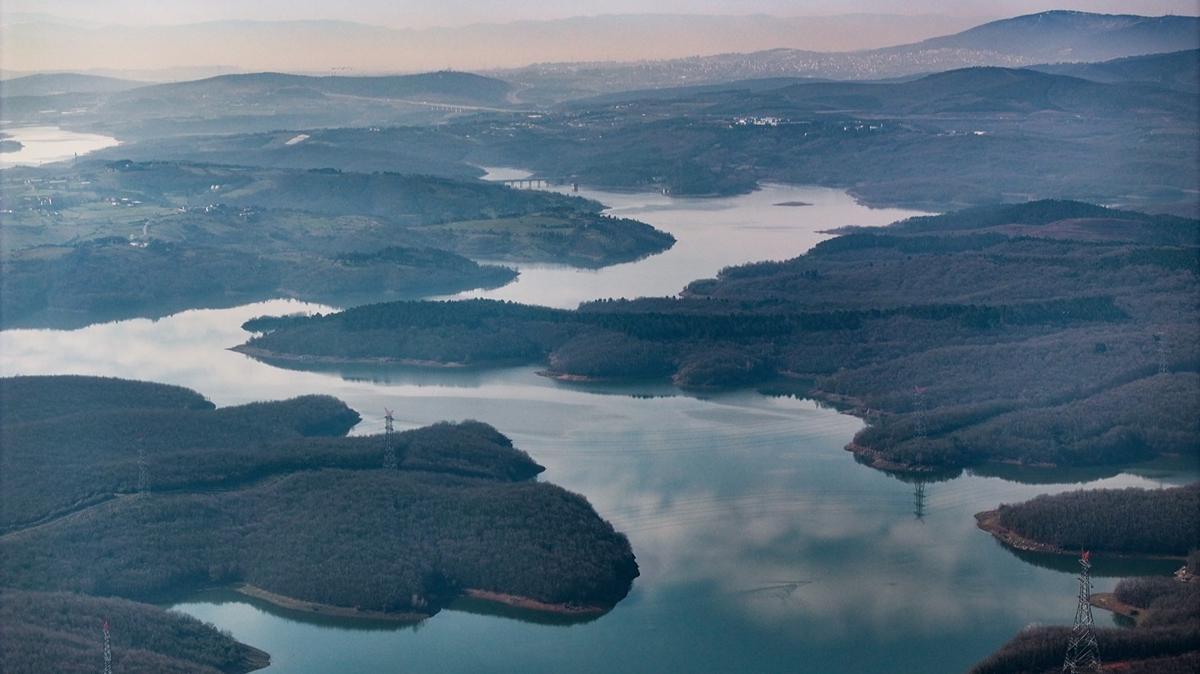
top-left (1, 182), bottom-right (1193, 673)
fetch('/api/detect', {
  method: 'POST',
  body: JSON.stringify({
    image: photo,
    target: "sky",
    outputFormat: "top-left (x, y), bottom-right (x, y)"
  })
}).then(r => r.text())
top-left (2, 1), bottom-right (1197, 75)
top-left (5, 1), bottom-right (1198, 29)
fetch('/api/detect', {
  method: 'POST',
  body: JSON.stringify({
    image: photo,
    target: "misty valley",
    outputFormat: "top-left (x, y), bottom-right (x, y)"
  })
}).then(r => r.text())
top-left (1, 6), bottom-right (1198, 674)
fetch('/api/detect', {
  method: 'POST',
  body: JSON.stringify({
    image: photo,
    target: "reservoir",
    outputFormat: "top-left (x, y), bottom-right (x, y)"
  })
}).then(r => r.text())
top-left (0, 179), bottom-right (1193, 673)
top-left (0, 125), bottom-right (120, 167)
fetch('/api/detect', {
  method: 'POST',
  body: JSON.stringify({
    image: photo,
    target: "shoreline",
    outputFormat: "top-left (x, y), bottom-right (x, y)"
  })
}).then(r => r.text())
top-left (844, 441), bottom-right (944, 474)
top-left (461, 588), bottom-right (610, 616)
top-left (1090, 592), bottom-right (1150, 625)
top-left (233, 583), bottom-right (610, 622)
top-left (230, 345), bottom-right (473, 368)
top-left (974, 510), bottom-right (1188, 561)
top-left (234, 584), bottom-right (431, 623)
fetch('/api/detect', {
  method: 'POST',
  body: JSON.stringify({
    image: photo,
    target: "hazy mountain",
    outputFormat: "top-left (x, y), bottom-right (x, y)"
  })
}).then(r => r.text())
top-left (1029, 49), bottom-right (1199, 92)
top-left (905, 10), bottom-right (1199, 62)
top-left (1, 14), bottom-right (984, 74)
top-left (125, 71), bottom-right (513, 107)
top-left (0, 65), bottom-right (244, 83)
top-left (3, 71), bottom-right (518, 138)
top-left (0, 72), bottom-right (146, 97)
top-left (500, 11), bottom-right (1200, 101)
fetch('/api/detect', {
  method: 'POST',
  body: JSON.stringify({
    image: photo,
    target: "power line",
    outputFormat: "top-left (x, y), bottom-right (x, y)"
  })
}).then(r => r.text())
top-left (1063, 551), bottom-right (1102, 673)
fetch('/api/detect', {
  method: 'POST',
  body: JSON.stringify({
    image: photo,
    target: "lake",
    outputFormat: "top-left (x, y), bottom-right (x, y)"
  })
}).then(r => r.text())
top-left (1, 179), bottom-right (1193, 673)
top-left (0, 125), bottom-right (120, 167)
top-left (444, 168), bottom-right (921, 308)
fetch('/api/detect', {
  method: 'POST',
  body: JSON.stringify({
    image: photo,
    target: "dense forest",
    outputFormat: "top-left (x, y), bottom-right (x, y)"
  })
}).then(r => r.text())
top-left (988, 484), bottom-right (1200, 557)
top-left (0, 160), bottom-right (672, 327)
top-left (237, 200), bottom-right (1200, 473)
top-left (970, 574), bottom-right (1199, 674)
top-left (0, 589), bottom-right (268, 674)
top-left (0, 376), bottom-right (638, 620)
top-left (0, 376), bottom-right (546, 530)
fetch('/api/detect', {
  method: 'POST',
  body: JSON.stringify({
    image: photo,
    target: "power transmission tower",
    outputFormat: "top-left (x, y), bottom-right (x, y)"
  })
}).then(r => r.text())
top-left (102, 619), bottom-right (112, 674)
top-left (382, 408), bottom-right (398, 470)
top-left (912, 479), bottom-right (927, 521)
top-left (1063, 551), bottom-right (1102, 673)
top-left (912, 386), bottom-right (929, 439)
top-left (136, 445), bottom-right (150, 496)
top-left (1153, 333), bottom-right (1169, 375)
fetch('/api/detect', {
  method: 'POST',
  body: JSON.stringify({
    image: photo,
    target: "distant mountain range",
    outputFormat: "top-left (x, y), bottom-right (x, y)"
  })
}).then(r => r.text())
top-left (0, 13), bottom-right (986, 75)
top-left (0, 11), bottom-right (1195, 137)
top-left (0, 73), bottom-right (145, 98)
top-left (0, 71), bottom-right (518, 138)
top-left (498, 11), bottom-right (1200, 101)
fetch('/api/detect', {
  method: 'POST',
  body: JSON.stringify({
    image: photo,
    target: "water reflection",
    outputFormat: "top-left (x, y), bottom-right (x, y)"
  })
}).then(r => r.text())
top-left (3, 182), bottom-right (1196, 673)
top-left (442, 176), bottom-right (929, 308)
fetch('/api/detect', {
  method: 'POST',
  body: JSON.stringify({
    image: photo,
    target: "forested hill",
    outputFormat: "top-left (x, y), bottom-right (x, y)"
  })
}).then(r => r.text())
top-left (2, 70), bottom-right (519, 137)
top-left (970, 484), bottom-right (1200, 674)
top-left (236, 200), bottom-right (1199, 474)
top-left (0, 160), bottom-right (672, 328)
top-left (81, 54), bottom-right (1200, 216)
top-left (452, 63), bottom-right (1200, 215)
top-left (123, 71), bottom-right (513, 107)
top-left (1, 589), bottom-right (270, 674)
top-left (1030, 49), bottom-right (1200, 92)
top-left (0, 376), bottom-right (638, 624)
top-left (985, 484), bottom-right (1200, 557)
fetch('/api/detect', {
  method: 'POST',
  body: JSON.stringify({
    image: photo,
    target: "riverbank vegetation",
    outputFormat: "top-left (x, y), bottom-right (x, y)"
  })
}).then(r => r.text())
top-left (237, 200), bottom-right (1200, 473)
top-left (0, 376), bottom-right (638, 620)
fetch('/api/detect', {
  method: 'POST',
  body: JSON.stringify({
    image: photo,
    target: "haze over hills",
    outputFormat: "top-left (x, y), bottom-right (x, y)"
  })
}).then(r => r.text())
top-left (0, 72), bottom-right (146, 97)
top-left (498, 11), bottom-right (1200, 100)
top-left (0, 13), bottom-right (988, 75)
top-left (1029, 49), bottom-right (1200, 92)
top-left (1, 70), bottom-right (520, 137)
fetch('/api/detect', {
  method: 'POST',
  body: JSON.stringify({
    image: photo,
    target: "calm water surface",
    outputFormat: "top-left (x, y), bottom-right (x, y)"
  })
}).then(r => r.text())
top-left (441, 167), bottom-right (923, 308)
top-left (1, 180), bottom-right (1194, 673)
top-left (0, 125), bottom-right (120, 167)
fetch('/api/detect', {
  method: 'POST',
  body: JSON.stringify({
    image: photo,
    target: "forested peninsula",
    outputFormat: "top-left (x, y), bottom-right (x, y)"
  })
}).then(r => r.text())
top-left (0, 589), bottom-right (270, 674)
top-left (970, 485), bottom-right (1200, 674)
top-left (236, 200), bottom-right (1200, 474)
top-left (0, 376), bottom-right (639, 671)
top-left (0, 160), bottom-right (673, 328)
top-left (977, 484), bottom-right (1200, 559)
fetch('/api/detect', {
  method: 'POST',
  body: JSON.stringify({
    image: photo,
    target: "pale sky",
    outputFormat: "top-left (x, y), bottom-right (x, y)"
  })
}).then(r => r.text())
top-left (5, 1), bottom-right (1198, 29)
top-left (3, 1), bottom-right (1197, 75)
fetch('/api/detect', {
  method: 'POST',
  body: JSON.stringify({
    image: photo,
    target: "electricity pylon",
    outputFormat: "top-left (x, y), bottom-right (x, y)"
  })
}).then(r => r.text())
top-left (382, 408), bottom-right (398, 470)
top-left (102, 619), bottom-right (112, 674)
top-left (1063, 551), bottom-right (1102, 673)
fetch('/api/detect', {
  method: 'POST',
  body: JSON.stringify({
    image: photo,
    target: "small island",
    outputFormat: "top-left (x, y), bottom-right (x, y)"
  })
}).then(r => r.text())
top-left (0, 376), bottom-right (639, 671)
